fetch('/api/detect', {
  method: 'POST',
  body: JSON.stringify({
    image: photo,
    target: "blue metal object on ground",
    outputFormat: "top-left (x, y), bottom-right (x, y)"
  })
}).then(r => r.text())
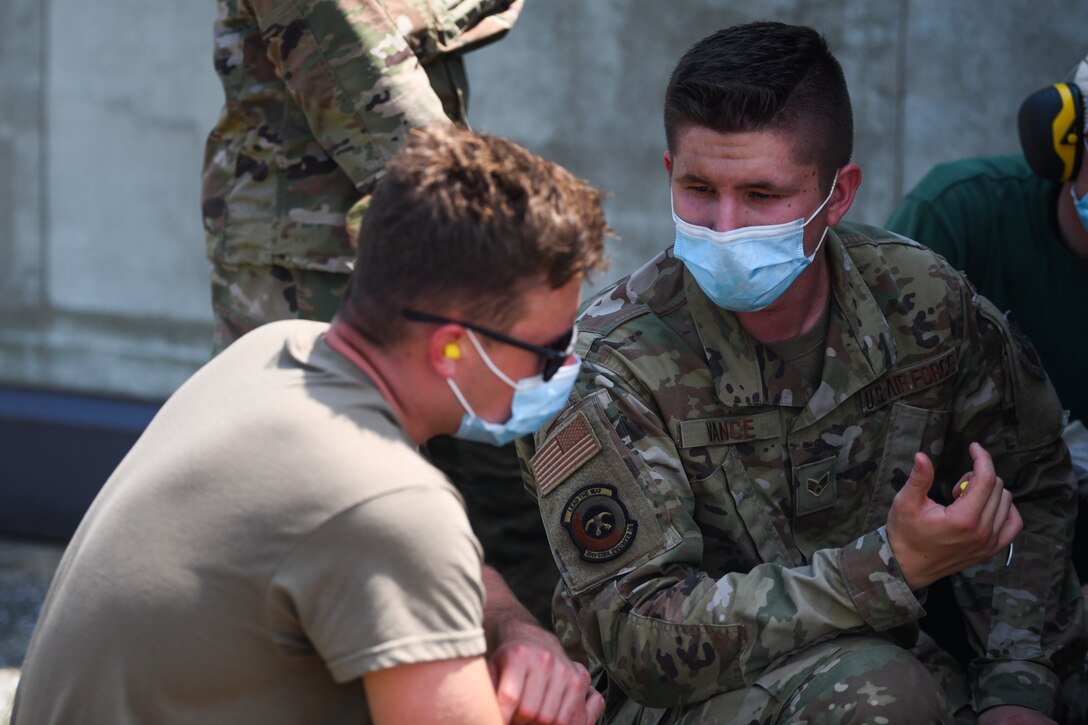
top-left (0, 386), bottom-right (160, 541)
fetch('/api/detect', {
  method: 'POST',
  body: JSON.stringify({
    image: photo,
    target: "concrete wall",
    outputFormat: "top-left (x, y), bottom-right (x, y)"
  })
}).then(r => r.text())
top-left (2, 0), bottom-right (1086, 402)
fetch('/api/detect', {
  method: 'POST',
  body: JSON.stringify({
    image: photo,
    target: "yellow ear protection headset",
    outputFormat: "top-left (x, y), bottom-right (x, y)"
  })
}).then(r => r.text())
top-left (1018, 58), bottom-right (1087, 182)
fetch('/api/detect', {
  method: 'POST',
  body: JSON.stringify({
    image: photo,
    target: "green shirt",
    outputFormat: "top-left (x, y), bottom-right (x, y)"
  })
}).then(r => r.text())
top-left (887, 154), bottom-right (1088, 422)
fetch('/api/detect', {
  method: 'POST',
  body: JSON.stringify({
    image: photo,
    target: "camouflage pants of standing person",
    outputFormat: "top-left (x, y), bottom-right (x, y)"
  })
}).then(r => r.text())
top-left (603, 634), bottom-right (974, 725)
top-left (210, 262), bottom-right (350, 355)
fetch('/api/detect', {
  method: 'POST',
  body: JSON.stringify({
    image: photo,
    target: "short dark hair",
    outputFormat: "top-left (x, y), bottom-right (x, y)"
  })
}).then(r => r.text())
top-left (341, 125), bottom-right (609, 345)
top-left (664, 22), bottom-right (853, 192)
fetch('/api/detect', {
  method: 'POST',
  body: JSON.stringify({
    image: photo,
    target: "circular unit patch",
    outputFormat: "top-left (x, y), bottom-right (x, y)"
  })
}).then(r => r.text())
top-left (561, 484), bottom-right (637, 562)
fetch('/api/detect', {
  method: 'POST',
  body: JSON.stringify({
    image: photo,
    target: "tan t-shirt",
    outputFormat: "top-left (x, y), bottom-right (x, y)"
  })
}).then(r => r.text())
top-left (13, 321), bottom-right (486, 724)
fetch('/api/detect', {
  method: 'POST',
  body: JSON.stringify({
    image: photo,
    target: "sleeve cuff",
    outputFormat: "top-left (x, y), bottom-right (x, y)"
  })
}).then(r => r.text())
top-left (838, 527), bottom-right (926, 631)
top-left (971, 660), bottom-right (1060, 715)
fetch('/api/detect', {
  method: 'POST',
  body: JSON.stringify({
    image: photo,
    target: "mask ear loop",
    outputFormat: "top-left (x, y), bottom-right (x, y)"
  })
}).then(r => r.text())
top-left (445, 330), bottom-right (498, 421)
top-left (446, 377), bottom-right (480, 418)
top-left (800, 169), bottom-right (841, 261)
top-left (802, 170), bottom-right (841, 226)
top-left (463, 328), bottom-right (519, 388)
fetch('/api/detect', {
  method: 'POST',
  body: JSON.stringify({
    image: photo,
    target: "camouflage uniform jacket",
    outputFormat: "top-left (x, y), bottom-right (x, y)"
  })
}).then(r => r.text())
top-left (519, 221), bottom-right (1085, 714)
top-left (202, 0), bottom-right (522, 272)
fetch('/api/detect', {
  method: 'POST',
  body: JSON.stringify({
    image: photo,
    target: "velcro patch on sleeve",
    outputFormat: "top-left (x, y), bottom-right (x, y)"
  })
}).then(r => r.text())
top-left (530, 411), bottom-right (601, 497)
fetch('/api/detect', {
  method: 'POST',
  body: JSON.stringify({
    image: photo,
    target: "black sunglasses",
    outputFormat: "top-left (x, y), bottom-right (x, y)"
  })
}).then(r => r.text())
top-left (402, 309), bottom-right (577, 382)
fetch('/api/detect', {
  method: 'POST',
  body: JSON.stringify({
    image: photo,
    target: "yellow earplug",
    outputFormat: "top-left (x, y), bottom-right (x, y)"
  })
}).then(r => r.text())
top-left (959, 480), bottom-right (969, 492)
top-left (444, 342), bottom-right (462, 360)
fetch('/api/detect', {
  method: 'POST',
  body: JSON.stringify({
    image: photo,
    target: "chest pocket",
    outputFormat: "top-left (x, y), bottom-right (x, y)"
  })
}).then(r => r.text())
top-left (861, 402), bottom-right (951, 534)
top-left (716, 448), bottom-right (798, 567)
top-left (785, 403), bottom-right (950, 560)
top-left (689, 461), bottom-right (761, 577)
top-left (677, 413), bottom-right (796, 569)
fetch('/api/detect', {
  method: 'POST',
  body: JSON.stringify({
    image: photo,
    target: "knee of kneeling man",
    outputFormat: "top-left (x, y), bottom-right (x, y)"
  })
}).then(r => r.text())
top-left (784, 640), bottom-right (955, 723)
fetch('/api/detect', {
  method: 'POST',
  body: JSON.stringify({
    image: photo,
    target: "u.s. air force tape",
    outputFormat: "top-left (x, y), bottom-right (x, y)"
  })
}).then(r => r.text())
top-left (562, 484), bottom-right (637, 562)
top-left (859, 349), bottom-right (958, 412)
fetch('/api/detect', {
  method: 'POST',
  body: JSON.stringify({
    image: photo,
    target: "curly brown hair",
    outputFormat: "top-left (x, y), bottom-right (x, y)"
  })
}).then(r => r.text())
top-left (340, 124), bottom-right (610, 345)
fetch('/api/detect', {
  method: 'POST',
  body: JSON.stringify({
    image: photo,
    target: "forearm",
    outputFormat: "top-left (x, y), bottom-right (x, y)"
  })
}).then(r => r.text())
top-left (963, 440), bottom-right (1086, 713)
top-left (481, 564), bottom-right (542, 653)
top-left (365, 657), bottom-right (502, 725)
top-left (584, 528), bottom-right (924, 707)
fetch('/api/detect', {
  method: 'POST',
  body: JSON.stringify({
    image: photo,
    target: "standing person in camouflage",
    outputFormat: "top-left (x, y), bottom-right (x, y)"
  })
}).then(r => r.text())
top-left (202, 0), bottom-right (521, 348)
top-left (517, 22), bottom-right (1086, 724)
top-left (202, 0), bottom-right (560, 628)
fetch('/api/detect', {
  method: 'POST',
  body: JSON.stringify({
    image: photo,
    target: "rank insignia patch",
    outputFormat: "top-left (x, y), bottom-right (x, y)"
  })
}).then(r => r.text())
top-left (794, 456), bottom-right (837, 517)
top-left (806, 471), bottom-right (831, 497)
top-left (562, 484), bottom-right (637, 562)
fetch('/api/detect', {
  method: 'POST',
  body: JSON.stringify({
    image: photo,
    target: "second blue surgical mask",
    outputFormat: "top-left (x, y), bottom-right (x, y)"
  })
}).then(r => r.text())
top-left (1071, 182), bottom-right (1088, 233)
top-left (673, 172), bottom-right (838, 312)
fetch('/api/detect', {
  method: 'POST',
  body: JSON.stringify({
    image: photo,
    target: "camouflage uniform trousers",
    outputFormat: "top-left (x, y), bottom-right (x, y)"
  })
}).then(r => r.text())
top-left (210, 263), bottom-right (349, 354)
top-left (604, 635), bottom-right (973, 725)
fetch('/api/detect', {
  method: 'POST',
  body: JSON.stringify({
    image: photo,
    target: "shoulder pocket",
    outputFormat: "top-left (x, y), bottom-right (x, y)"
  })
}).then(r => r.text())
top-left (532, 397), bottom-right (683, 595)
top-left (976, 298), bottom-right (1064, 448)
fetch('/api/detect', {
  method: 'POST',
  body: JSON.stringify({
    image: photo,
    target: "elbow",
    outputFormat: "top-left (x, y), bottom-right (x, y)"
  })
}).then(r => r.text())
top-left (595, 607), bottom-right (749, 708)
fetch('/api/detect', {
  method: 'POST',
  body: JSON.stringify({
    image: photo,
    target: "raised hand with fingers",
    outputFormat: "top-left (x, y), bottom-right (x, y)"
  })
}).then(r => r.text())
top-left (886, 442), bottom-right (1023, 590)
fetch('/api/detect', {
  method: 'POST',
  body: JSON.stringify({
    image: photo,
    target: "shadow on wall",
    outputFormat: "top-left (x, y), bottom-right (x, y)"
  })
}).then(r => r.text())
top-left (0, 387), bottom-right (161, 541)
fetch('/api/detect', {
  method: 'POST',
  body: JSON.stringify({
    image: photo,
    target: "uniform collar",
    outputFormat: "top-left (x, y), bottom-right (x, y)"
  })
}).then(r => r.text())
top-left (685, 229), bottom-right (896, 426)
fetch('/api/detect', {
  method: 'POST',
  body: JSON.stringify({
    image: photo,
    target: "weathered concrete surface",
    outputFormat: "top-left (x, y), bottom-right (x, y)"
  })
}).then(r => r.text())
top-left (3, 1), bottom-right (1088, 401)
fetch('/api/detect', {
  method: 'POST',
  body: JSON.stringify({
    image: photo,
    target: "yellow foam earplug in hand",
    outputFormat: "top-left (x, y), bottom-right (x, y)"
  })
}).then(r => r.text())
top-left (957, 478), bottom-right (1014, 566)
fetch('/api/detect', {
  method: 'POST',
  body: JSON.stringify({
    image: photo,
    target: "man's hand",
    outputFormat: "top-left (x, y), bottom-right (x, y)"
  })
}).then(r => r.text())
top-left (886, 442), bottom-right (1022, 590)
top-left (481, 565), bottom-right (604, 724)
top-left (977, 705), bottom-right (1058, 724)
top-left (488, 619), bottom-right (604, 725)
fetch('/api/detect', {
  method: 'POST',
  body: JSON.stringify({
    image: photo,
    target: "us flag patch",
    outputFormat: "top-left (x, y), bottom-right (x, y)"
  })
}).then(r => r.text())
top-left (530, 412), bottom-right (601, 496)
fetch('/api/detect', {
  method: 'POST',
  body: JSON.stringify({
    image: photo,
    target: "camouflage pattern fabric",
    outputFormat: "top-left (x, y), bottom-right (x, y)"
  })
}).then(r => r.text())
top-left (211, 263), bottom-right (348, 354)
top-left (606, 635), bottom-right (965, 724)
top-left (202, 0), bottom-right (521, 342)
top-left (517, 221), bottom-right (1086, 719)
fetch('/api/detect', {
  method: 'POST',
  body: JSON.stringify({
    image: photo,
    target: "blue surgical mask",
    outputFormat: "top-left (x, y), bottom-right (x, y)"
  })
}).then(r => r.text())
top-left (673, 172), bottom-right (838, 311)
top-left (447, 329), bottom-right (580, 446)
top-left (1071, 183), bottom-right (1088, 233)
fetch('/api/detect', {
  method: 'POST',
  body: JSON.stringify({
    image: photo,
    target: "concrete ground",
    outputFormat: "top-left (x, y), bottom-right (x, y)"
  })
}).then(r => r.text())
top-left (0, 536), bottom-right (65, 724)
